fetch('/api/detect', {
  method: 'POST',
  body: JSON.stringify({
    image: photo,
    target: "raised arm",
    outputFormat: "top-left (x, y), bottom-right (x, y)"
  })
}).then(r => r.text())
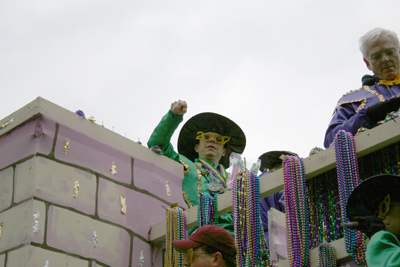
top-left (147, 100), bottom-right (187, 161)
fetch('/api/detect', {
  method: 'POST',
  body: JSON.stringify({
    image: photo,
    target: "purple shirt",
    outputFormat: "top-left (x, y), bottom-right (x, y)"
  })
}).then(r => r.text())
top-left (324, 84), bottom-right (400, 148)
top-left (259, 171), bottom-right (285, 246)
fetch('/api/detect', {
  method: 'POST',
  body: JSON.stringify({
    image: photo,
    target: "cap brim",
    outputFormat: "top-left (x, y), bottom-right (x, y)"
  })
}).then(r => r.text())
top-left (172, 239), bottom-right (203, 253)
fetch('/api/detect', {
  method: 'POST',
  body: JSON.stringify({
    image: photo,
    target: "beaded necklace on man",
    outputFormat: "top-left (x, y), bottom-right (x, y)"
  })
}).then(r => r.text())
top-left (196, 157), bottom-right (228, 195)
top-left (197, 192), bottom-right (219, 226)
top-left (195, 158), bottom-right (225, 226)
top-left (334, 130), bottom-right (366, 265)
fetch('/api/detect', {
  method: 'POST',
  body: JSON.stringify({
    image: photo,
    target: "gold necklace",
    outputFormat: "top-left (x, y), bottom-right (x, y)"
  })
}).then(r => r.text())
top-left (166, 208), bottom-right (172, 267)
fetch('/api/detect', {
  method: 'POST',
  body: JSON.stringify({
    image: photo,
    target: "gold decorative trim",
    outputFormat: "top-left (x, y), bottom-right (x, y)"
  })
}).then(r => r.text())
top-left (180, 160), bottom-right (190, 175)
top-left (333, 85), bottom-right (385, 114)
top-left (195, 163), bottom-right (203, 196)
top-left (341, 87), bottom-right (364, 97)
top-left (333, 98), bottom-right (367, 114)
top-left (183, 191), bottom-right (193, 208)
top-left (73, 180), bottom-right (80, 198)
top-left (111, 162), bottom-right (117, 175)
top-left (363, 85), bottom-right (385, 102)
top-left (165, 181), bottom-right (171, 196)
top-left (0, 118), bottom-right (14, 129)
top-left (63, 138), bottom-right (70, 154)
top-left (120, 194), bottom-right (127, 214)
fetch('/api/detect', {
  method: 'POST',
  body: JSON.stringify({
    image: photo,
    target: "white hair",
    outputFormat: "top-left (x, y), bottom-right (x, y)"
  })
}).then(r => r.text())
top-left (359, 27), bottom-right (400, 58)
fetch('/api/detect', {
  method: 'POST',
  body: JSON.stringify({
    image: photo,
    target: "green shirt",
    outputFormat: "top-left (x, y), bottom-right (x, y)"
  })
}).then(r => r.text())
top-left (148, 110), bottom-right (234, 235)
top-left (366, 230), bottom-right (400, 267)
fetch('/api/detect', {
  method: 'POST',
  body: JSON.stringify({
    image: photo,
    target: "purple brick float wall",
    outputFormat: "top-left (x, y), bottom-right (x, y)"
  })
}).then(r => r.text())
top-left (0, 110), bottom-right (184, 267)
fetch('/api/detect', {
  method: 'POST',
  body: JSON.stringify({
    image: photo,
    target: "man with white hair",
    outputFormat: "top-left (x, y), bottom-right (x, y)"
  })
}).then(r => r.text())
top-left (324, 27), bottom-right (400, 148)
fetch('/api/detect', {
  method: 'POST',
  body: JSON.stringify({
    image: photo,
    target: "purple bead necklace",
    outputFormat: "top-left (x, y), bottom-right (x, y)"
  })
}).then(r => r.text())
top-left (166, 206), bottom-right (188, 267)
top-left (233, 170), bottom-right (271, 266)
top-left (283, 155), bottom-right (311, 266)
top-left (334, 130), bottom-right (366, 265)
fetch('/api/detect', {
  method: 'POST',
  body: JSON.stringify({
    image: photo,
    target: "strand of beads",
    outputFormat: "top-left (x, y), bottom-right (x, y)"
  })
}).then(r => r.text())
top-left (259, 216), bottom-right (272, 266)
top-left (173, 208), bottom-right (179, 267)
top-left (166, 208), bottom-right (172, 267)
top-left (283, 155), bottom-right (311, 267)
top-left (197, 192), bottom-right (215, 226)
top-left (318, 242), bottom-right (337, 267)
top-left (334, 130), bottom-right (366, 265)
top-left (166, 206), bottom-right (188, 267)
top-left (232, 169), bottom-right (244, 266)
top-left (233, 170), bottom-right (271, 266)
top-left (213, 195), bottom-right (219, 224)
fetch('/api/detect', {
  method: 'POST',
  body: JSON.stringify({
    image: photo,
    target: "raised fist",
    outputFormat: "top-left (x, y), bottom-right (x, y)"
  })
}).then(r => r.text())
top-left (171, 100), bottom-right (187, 116)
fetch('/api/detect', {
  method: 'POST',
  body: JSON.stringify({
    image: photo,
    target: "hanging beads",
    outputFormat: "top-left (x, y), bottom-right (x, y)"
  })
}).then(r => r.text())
top-left (197, 192), bottom-right (217, 226)
top-left (233, 170), bottom-right (271, 266)
top-left (165, 206), bottom-right (188, 267)
top-left (283, 155), bottom-right (311, 267)
top-left (318, 242), bottom-right (337, 267)
top-left (334, 130), bottom-right (366, 265)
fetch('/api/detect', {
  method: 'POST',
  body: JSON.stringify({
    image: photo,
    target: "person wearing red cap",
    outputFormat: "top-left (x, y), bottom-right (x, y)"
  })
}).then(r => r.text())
top-left (173, 225), bottom-right (237, 267)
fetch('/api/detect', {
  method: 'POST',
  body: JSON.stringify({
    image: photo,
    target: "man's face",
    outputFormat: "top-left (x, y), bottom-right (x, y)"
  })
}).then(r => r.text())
top-left (380, 201), bottom-right (400, 239)
top-left (182, 247), bottom-right (215, 267)
top-left (194, 132), bottom-right (227, 163)
top-left (364, 35), bottom-right (400, 80)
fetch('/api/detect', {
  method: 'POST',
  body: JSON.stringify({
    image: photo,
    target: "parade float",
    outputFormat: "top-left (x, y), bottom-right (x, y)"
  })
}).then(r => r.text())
top-left (1, 97), bottom-right (399, 266)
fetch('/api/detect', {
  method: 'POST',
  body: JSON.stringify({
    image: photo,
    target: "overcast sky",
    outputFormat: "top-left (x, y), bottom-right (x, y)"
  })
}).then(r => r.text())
top-left (1, 0), bottom-right (400, 161)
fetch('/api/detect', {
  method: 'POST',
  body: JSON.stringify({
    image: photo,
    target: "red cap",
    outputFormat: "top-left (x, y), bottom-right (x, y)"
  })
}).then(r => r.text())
top-left (172, 225), bottom-right (237, 256)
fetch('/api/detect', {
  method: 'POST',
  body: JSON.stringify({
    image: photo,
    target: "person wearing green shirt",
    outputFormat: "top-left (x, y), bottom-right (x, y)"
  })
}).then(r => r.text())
top-left (345, 174), bottom-right (400, 267)
top-left (148, 100), bottom-right (246, 235)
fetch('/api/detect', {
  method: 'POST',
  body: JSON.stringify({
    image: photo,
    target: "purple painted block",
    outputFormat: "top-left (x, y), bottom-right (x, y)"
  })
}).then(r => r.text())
top-left (132, 237), bottom-right (152, 267)
top-left (47, 206), bottom-right (131, 267)
top-left (37, 117), bottom-right (58, 154)
top-left (0, 119), bottom-right (53, 170)
top-left (97, 179), bottom-right (166, 238)
top-left (133, 157), bottom-right (185, 207)
top-left (91, 261), bottom-right (107, 267)
top-left (0, 167), bottom-right (13, 212)
top-left (54, 124), bottom-right (132, 185)
top-left (34, 157), bottom-right (96, 215)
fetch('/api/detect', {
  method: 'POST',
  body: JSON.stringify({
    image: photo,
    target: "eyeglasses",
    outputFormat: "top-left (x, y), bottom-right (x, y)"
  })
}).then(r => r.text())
top-left (182, 248), bottom-right (210, 264)
top-left (183, 248), bottom-right (194, 263)
top-left (195, 131), bottom-right (230, 145)
top-left (370, 48), bottom-right (398, 62)
top-left (378, 193), bottom-right (391, 219)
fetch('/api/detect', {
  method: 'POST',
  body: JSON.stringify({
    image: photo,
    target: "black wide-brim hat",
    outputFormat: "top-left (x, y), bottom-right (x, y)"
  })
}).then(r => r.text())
top-left (258, 151), bottom-right (298, 171)
top-left (346, 174), bottom-right (400, 221)
top-left (177, 112), bottom-right (246, 168)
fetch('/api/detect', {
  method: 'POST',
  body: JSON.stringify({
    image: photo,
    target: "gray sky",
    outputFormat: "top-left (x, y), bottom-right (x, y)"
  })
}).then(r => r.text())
top-left (1, 0), bottom-right (400, 161)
